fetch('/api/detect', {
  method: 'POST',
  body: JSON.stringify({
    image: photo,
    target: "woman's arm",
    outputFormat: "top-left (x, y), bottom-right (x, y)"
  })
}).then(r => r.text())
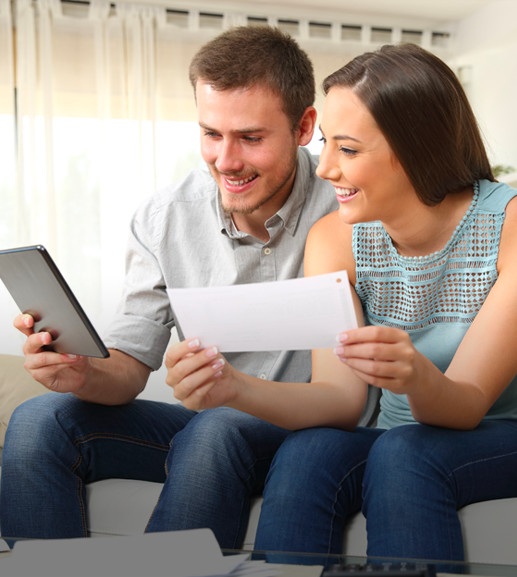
top-left (336, 197), bottom-right (517, 430)
top-left (165, 211), bottom-right (369, 431)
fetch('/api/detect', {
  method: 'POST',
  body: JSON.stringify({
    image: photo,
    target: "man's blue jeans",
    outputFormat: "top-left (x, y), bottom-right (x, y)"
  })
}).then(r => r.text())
top-left (2, 393), bottom-right (517, 561)
top-left (0, 393), bottom-right (290, 548)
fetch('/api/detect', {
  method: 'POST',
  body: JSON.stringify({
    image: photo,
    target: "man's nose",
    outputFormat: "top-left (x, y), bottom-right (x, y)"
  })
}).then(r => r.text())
top-left (215, 139), bottom-right (244, 173)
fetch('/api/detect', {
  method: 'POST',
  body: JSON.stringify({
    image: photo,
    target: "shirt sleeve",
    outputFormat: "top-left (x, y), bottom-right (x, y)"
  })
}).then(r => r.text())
top-left (103, 198), bottom-right (174, 371)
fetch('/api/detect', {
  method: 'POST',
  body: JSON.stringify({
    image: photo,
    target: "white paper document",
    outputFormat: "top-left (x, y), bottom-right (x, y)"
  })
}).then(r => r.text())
top-left (167, 270), bottom-right (357, 352)
top-left (0, 529), bottom-right (281, 577)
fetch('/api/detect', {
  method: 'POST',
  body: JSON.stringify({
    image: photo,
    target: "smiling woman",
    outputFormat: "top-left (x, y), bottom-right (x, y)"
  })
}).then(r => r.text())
top-left (249, 41), bottom-right (517, 564)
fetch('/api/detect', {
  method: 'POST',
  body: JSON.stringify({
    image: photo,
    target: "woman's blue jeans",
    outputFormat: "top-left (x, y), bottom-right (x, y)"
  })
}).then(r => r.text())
top-left (2, 392), bottom-right (517, 562)
top-left (254, 420), bottom-right (517, 561)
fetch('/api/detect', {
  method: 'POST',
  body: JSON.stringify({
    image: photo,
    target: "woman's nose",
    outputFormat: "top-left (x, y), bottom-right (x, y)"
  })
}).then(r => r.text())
top-left (316, 147), bottom-right (338, 181)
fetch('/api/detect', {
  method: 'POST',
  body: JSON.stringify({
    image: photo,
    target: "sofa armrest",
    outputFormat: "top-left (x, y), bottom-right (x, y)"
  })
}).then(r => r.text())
top-left (0, 354), bottom-right (48, 456)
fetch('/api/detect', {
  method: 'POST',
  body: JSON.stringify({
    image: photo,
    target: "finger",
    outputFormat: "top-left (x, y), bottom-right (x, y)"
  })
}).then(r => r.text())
top-left (14, 313), bottom-right (35, 336)
top-left (166, 345), bottom-right (223, 387)
top-left (164, 338), bottom-right (202, 369)
top-left (344, 357), bottom-right (396, 378)
top-left (338, 342), bottom-right (394, 363)
top-left (22, 330), bottom-right (82, 370)
top-left (23, 331), bottom-right (54, 356)
top-left (337, 325), bottom-right (403, 345)
top-left (23, 349), bottom-right (84, 376)
top-left (171, 359), bottom-right (224, 401)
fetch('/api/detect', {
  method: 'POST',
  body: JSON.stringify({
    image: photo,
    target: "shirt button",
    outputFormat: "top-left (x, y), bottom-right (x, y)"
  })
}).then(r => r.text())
top-left (259, 373), bottom-right (267, 379)
top-left (263, 247), bottom-right (272, 255)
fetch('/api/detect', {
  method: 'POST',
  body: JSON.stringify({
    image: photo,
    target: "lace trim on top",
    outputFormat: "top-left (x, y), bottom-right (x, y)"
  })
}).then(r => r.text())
top-left (354, 182), bottom-right (501, 331)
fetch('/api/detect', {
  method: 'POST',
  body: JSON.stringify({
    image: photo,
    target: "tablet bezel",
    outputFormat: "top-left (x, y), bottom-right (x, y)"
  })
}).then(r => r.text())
top-left (0, 245), bottom-right (109, 358)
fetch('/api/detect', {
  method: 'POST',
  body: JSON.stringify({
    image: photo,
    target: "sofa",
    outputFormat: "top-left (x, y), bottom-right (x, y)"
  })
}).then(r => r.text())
top-left (1, 353), bottom-right (517, 565)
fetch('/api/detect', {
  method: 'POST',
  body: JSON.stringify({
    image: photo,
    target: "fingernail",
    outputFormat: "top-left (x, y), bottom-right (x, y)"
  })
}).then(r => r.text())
top-left (337, 332), bottom-right (348, 343)
top-left (188, 338), bottom-right (200, 349)
top-left (205, 346), bottom-right (219, 359)
top-left (211, 358), bottom-right (225, 370)
top-left (333, 346), bottom-right (345, 357)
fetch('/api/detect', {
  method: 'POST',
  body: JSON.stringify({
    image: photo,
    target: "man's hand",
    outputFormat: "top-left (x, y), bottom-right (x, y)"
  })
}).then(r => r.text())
top-left (14, 313), bottom-right (91, 394)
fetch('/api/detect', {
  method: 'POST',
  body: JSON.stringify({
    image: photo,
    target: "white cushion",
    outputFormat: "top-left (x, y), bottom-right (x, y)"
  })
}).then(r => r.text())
top-left (86, 478), bottom-right (517, 564)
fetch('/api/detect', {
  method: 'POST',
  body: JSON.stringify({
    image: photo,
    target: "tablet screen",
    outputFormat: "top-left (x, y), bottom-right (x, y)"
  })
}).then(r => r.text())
top-left (0, 245), bottom-right (109, 358)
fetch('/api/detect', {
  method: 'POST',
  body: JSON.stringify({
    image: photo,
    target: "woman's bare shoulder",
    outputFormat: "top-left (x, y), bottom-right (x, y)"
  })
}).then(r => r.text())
top-left (305, 210), bottom-right (355, 278)
top-left (308, 210), bottom-right (351, 241)
top-left (498, 195), bottom-right (517, 272)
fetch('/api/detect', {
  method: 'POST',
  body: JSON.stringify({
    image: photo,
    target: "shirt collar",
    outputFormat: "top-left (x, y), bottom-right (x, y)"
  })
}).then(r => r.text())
top-left (216, 148), bottom-right (312, 239)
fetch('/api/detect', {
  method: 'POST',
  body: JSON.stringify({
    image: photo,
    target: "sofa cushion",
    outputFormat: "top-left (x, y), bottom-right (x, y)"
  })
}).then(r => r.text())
top-left (0, 354), bottom-right (48, 453)
top-left (85, 477), bottom-right (517, 564)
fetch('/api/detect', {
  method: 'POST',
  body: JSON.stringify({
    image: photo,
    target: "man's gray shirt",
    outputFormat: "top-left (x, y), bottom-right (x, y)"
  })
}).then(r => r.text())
top-left (104, 147), bottom-right (338, 384)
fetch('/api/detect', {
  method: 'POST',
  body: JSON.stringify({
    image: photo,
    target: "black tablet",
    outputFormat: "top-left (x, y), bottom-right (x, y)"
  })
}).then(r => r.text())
top-left (0, 245), bottom-right (109, 358)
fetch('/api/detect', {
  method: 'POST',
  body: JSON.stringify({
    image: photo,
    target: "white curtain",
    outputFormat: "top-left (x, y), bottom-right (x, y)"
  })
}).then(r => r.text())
top-left (0, 0), bottom-right (16, 251)
top-left (0, 0), bottom-right (21, 351)
top-left (0, 0), bottom-right (357, 359)
top-left (1, 0), bottom-right (209, 353)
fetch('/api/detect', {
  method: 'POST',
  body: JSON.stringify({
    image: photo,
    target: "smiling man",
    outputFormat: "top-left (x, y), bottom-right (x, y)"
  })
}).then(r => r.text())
top-left (196, 81), bottom-right (304, 241)
top-left (2, 26), bottom-right (337, 547)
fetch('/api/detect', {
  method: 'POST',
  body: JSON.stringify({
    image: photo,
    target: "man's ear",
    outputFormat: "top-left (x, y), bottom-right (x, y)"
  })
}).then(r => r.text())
top-left (297, 106), bottom-right (317, 146)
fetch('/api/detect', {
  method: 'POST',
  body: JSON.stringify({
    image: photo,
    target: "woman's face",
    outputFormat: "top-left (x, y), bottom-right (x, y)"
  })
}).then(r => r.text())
top-left (316, 86), bottom-right (416, 226)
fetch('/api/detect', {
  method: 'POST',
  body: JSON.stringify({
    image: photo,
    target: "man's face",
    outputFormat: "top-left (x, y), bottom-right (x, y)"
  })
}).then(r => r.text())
top-left (196, 81), bottom-right (300, 218)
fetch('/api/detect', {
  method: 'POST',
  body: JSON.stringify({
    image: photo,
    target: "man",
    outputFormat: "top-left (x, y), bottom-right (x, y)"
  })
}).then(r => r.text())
top-left (0, 26), bottom-right (337, 547)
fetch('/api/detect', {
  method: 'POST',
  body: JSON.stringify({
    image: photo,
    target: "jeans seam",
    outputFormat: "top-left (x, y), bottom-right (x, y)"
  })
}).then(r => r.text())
top-left (69, 453), bottom-right (88, 537)
top-left (328, 458), bottom-right (367, 556)
top-left (450, 449), bottom-right (517, 477)
top-left (70, 434), bottom-right (170, 536)
top-left (73, 432), bottom-right (170, 451)
top-left (234, 455), bottom-right (272, 549)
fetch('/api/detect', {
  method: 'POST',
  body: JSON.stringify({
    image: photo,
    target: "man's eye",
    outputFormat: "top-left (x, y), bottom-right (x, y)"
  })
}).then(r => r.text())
top-left (243, 136), bottom-right (262, 143)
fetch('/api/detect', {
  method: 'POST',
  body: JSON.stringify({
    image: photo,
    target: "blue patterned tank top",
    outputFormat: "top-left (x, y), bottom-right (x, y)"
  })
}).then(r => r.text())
top-left (353, 180), bottom-right (517, 429)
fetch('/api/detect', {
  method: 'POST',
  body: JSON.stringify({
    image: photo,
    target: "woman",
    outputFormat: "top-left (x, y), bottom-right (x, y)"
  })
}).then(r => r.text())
top-left (166, 44), bottom-right (517, 561)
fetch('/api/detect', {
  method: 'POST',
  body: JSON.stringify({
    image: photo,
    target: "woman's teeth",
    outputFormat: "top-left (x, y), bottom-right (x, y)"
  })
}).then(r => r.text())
top-left (336, 188), bottom-right (358, 198)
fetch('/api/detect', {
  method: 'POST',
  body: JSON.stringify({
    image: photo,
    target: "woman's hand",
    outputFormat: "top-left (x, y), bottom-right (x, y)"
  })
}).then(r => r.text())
top-left (334, 325), bottom-right (424, 395)
top-left (14, 313), bottom-right (90, 393)
top-left (165, 338), bottom-right (238, 411)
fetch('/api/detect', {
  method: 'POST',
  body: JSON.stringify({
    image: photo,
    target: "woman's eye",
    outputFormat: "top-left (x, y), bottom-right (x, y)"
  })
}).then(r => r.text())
top-left (339, 147), bottom-right (357, 157)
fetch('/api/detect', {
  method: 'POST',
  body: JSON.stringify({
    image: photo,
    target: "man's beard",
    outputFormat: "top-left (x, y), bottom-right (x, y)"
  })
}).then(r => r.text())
top-left (219, 178), bottom-right (289, 216)
top-left (217, 151), bottom-right (298, 216)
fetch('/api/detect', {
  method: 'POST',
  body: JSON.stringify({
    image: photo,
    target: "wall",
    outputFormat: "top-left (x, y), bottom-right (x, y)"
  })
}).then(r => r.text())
top-left (451, 0), bottom-right (517, 169)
